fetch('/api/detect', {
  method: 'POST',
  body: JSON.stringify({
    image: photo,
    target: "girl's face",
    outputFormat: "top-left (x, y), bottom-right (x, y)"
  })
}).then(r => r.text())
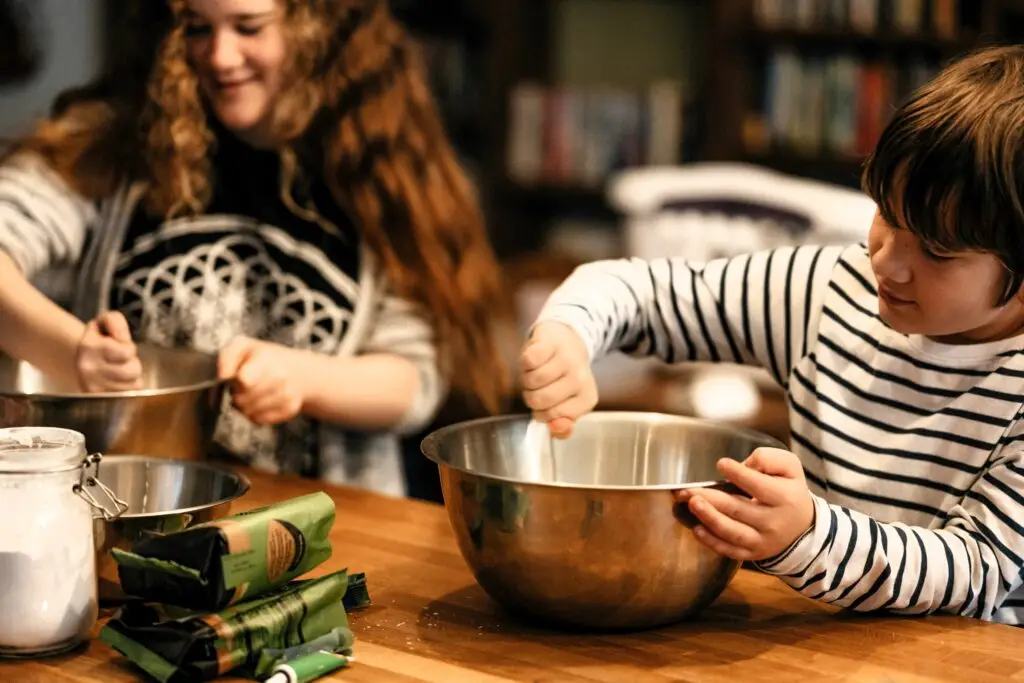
top-left (184, 0), bottom-right (287, 146)
top-left (867, 209), bottom-right (1024, 344)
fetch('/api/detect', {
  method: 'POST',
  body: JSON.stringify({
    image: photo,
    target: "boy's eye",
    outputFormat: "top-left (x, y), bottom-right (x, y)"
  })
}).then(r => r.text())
top-left (922, 246), bottom-right (957, 262)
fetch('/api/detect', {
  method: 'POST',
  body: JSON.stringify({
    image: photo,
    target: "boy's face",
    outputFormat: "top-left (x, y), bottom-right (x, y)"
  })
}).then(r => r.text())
top-left (867, 210), bottom-right (1024, 344)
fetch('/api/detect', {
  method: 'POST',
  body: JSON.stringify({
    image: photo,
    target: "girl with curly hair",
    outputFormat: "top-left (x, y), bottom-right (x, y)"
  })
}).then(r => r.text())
top-left (0, 0), bottom-right (507, 495)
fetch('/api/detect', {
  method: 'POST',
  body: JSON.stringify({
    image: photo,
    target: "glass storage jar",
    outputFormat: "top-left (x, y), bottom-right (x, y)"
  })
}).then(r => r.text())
top-left (0, 427), bottom-right (126, 658)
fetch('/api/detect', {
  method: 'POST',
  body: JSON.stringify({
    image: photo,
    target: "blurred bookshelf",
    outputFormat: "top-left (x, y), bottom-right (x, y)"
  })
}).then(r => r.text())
top-left (482, 0), bottom-right (1021, 260)
top-left (719, 0), bottom-right (1001, 188)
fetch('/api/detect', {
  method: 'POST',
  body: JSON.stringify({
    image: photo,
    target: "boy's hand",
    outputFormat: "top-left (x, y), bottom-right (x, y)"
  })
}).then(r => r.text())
top-left (218, 336), bottom-right (306, 426)
top-left (520, 321), bottom-right (597, 439)
top-left (674, 447), bottom-right (815, 562)
top-left (76, 311), bottom-right (143, 392)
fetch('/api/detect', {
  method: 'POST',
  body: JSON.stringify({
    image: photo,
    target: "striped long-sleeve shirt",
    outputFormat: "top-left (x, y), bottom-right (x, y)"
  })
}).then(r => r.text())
top-left (536, 244), bottom-right (1024, 624)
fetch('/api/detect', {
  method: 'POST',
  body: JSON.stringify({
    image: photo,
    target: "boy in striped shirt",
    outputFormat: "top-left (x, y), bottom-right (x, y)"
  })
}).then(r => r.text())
top-left (520, 46), bottom-right (1024, 624)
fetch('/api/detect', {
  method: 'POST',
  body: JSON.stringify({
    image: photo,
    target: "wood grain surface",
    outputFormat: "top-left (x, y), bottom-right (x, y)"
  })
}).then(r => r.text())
top-left (4, 466), bottom-right (1023, 682)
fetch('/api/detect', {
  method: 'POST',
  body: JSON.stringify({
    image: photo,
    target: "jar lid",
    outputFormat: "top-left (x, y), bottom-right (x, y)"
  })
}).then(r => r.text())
top-left (0, 427), bottom-right (85, 473)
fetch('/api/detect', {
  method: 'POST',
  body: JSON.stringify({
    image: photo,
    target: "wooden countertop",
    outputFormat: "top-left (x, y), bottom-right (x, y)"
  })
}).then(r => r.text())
top-left (5, 467), bottom-right (1024, 682)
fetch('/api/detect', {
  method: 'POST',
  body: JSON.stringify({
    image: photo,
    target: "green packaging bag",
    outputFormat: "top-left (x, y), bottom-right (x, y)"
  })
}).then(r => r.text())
top-left (112, 492), bottom-right (335, 611)
top-left (99, 569), bottom-right (371, 683)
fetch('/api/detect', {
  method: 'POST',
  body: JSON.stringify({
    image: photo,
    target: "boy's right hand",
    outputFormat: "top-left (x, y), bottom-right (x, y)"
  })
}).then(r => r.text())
top-left (520, 321), bottom-right (597, 439)
top-left (75, 311), bottom-right (143, 392)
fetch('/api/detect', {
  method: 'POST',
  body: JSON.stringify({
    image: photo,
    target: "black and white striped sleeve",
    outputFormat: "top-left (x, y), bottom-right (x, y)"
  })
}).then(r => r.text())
top-left (0, 153), bottom-right (96, 278)
top-left (757, 443), bottom-right (1024, 621)
top-left (535, 246), bottom-right (845, 382)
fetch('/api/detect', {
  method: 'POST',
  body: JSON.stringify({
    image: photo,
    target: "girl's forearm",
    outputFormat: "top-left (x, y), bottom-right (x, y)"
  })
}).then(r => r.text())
top-left (0, 251), bottom-right (85, 381)
top-left (294, 349), bottom-right (421, 430)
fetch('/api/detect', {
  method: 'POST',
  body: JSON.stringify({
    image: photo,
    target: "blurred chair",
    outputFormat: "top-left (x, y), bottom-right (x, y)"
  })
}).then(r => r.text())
top-left (608, 162), bottom-right (876, 263)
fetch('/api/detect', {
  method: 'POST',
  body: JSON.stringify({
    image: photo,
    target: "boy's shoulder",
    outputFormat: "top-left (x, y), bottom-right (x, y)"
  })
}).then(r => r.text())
top-left (782, 241), bottom-right (870, 286)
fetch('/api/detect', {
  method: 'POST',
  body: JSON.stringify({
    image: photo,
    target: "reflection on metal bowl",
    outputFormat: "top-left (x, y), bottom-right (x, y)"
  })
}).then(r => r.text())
top-left (0, 344), bottom-right (226, 460)
top-left (421, 411), bottom-right (784, 631)
top-left (91, 455), bottom-right (250, 603)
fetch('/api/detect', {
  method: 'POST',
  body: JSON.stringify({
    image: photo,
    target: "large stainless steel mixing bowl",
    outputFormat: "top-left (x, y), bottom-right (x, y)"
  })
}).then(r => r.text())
top-left (0, 345), bottom-right (227, 460)
top-left (92, 455), bottom-right (250, 603)
top-left (421, 411), bottom-right (785, 631)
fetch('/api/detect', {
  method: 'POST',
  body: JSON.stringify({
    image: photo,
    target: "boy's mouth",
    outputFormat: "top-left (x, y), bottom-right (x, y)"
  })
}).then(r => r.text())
top-left (879, 285), bottom-right (914, 307)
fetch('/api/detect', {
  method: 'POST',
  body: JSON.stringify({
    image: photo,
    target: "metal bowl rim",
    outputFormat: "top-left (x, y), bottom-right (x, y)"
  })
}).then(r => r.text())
top-left (0, 344), bottom-right (227, 400)
top-left (96, 454), bottom-right (251, 518)
top-left (0, 376), bottom-right (228, 401)
top-left (420, 411), bottom-right (787, 492)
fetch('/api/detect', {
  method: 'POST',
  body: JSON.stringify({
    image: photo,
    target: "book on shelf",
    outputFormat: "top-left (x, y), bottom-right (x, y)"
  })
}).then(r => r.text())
top-left (747, 49), bottom-right (939, 158)
top-left (754, 0), bottom-right (960, 38)
top-left (506, 81), bottom-right (687, 188)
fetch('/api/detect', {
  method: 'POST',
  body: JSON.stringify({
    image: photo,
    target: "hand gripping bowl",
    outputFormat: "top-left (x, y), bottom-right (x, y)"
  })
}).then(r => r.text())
top-left (92, 455), bottom-right (251, 602)
top-left (0, 344), bottom-right (227, 461)
top-left (420, 412), bottom-right (785, 631)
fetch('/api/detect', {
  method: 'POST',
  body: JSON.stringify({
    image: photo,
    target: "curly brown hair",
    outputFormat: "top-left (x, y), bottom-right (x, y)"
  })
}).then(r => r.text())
top-left (12, 0), bottom-right (509, 415)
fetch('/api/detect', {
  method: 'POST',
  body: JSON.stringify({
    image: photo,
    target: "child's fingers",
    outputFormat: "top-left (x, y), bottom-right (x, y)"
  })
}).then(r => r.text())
top-left (547, 416), bottom-right (574, 439)
top-left (520, 337), bottom-right (557, 372)
top-left (236, 355), bottom-right (266, 389)
top-left (687, 495), bottom-right (761, 551)
top-left (718, 457), bottom-right (784, 506)
top-left (248, 398), bottom-right (303, 426)
top-left (521, 356), bottom-right (566, 390)
top-left (218, 337), bottom-right (253, 380)
top-left (742, 448), bottom-right (803, 478)
top-left (100, 359), bottom-right (144, 384)
top-left (530, 390), bottom-right (595, 425)
top-left (691, 525), bottom-right (753, 561)
top-left (233, 380), bottom-right (301, 425)
top-left (96, 310), bottom-right (133, 343)
top-left (98, 337), bottom-right (138, 364)
top-left (104, 377), bottom-right (145, 392)
top-left (235, 387), bottom-right (288, 417)
top-left (523, 374), bottom-right (579, 412)
top-left (675, 487), bottom-right (763, 529)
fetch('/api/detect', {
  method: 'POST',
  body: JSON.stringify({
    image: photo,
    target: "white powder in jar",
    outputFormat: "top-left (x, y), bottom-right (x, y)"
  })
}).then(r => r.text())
top-left (0, 465), bottom-right (97, 652)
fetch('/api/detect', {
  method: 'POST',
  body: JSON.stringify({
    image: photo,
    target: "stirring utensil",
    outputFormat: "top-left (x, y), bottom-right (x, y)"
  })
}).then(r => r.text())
top-left (522, 419), bottom-right (556, 482)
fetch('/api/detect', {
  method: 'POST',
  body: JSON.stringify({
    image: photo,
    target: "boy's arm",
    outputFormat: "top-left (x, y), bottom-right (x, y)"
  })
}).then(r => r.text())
top-left (535, 245), bottom-right (845, 384)
top-left (0, 153), bottom-right (96, 378)
top-left (757, 445), bottom-right (1024, 621)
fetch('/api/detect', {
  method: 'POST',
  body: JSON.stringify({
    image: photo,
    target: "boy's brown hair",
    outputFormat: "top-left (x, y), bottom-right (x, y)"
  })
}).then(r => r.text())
top-left (862, 45), bottom-right (1024, 304)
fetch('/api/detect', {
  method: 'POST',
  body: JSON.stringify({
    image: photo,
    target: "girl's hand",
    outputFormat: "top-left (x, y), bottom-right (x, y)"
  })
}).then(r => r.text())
top-left (75, 311), bottom-right (143, 392)
top-left (218, 337), bottom-right (307, 426)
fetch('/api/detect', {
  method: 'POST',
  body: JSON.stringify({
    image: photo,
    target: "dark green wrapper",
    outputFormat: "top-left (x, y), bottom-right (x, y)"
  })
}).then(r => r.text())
top-left (99, 569), bottom-right (371, 683)
top-left (112, 492), bottom-right (335, 611)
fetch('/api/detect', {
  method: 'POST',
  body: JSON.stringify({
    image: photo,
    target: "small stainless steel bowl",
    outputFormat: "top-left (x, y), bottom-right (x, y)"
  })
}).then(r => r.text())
top-left (421, 411), bottom-right (784, 631)
top-left (91, 455), bottom-right (250, 603)
top-left (0, 344), bottom-right (227, 461)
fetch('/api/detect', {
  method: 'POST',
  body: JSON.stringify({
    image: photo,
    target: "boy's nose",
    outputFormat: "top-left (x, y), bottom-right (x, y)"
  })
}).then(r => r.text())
top-left (871, 236), bottom-right (912, 284)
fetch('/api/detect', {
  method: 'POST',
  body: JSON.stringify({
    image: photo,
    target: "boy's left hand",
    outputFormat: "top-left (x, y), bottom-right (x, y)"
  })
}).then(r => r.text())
top-left (218, 337), bottom-right (307, 426)
top-left (675, 447), bottom-right (814, 562)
